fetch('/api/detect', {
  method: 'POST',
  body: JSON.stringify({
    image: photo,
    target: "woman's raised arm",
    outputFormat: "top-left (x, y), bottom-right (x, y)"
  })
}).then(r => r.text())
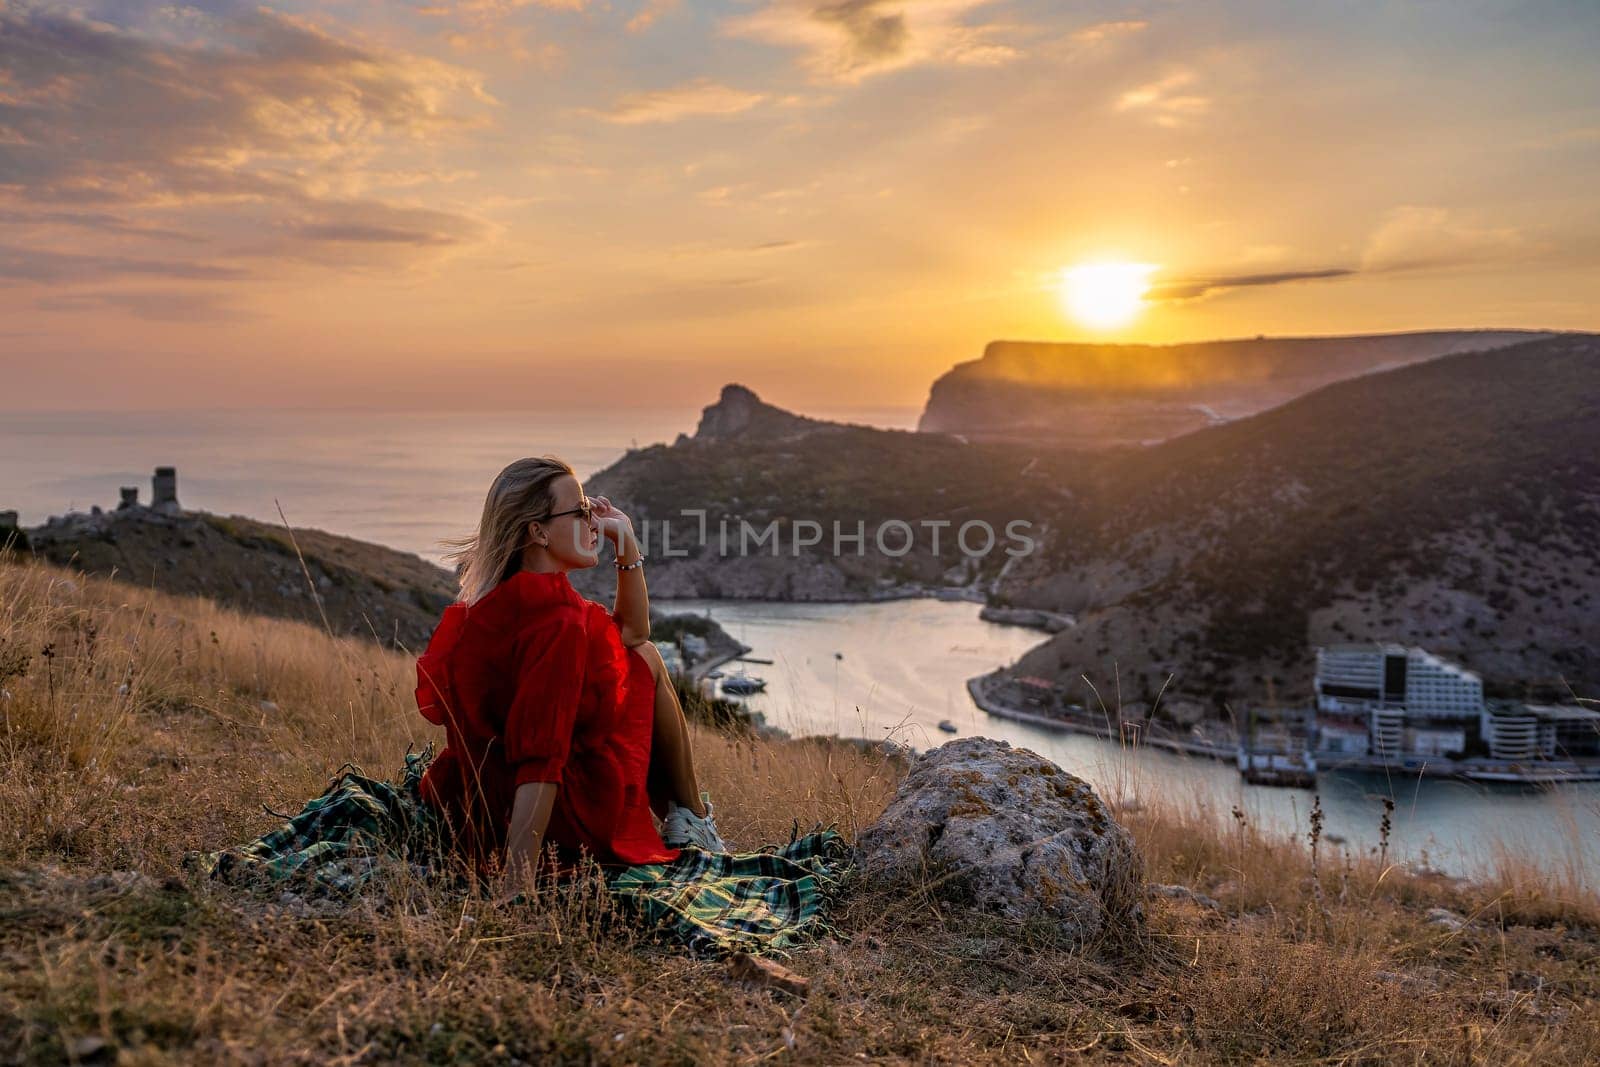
top-left (592, 496), bottom-right (649, 646)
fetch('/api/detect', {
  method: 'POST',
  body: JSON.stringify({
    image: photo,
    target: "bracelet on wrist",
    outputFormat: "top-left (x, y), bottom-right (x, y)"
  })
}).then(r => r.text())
top-left (615, 554), bottom-right (645, 571)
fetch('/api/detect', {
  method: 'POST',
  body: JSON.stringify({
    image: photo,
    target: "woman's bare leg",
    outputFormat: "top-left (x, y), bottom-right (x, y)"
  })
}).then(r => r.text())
top-left (631, 642), bottom-right (706, 818)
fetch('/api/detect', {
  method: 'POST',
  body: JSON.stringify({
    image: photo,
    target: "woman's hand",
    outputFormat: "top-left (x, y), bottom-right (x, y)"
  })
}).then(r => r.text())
top-left (492, 863), bottom-right (538, 907)
top-left (589, 495), bottom-right (635, 551)
top-left (501, 781), bottom-right (557, 905)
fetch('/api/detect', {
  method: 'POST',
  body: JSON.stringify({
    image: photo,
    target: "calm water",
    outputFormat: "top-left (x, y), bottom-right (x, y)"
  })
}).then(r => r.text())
top-left (4, 408), bottom-right (1596, 880)
top-left (0, 406), bottom-right (919, 565)
top-left (664, 598), bottom-right (1600, 882)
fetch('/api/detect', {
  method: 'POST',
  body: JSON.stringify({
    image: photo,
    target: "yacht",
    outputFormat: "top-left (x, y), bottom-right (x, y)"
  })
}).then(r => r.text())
top-left (721, 669), bottom-right (767, 696)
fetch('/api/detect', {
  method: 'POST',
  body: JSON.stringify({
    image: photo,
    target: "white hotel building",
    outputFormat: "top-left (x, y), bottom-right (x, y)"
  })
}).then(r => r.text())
top-left (1314, 644), bottom-right (1484, 759)
top-left (1314, 644), bottom-right (1600, 763)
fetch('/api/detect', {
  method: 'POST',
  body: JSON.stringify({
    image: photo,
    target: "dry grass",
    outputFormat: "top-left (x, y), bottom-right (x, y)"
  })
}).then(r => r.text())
top-left (2, 552), bottom-right (1597, 1064)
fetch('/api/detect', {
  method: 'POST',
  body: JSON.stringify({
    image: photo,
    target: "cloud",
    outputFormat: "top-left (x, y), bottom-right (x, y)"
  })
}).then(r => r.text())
top-left (0, 209), bottom-right (200, 242)
top-left (293, 223), bottom-right (461, 246)
top-left (1147, 206), bottom-right (1548, 303)
top-left (412, 0), bottom-right (583, 59)
top-left (661, 237), bottom-right (811, 259)
top-left (720, 0), bottom-right (1022, 84)
top-left (1068, 19), bottom-right (1148, 46)
top-left (34, 289), bottom-right (252, 322)
top-left (1360, 205), bottom-right (1532, 273)
top-left (0, 244), bottom-right (249, 284)
top-left (593, 77), bottom-right (768, 124)
top-left (415, 0), bottom-right (587, 19)
top-left (626, 0), bottom-right (682, 33)
top-left (1141, 203), bottom-right (1547, 305)
top-left (0, 4), bottom-right (493, 288)
top-left (0, 6), bottom-right (493, 199)
top-left (1115, 68), bottom-right (1211, 128)
top-left (1146, 268), bottom-right (1354, 303)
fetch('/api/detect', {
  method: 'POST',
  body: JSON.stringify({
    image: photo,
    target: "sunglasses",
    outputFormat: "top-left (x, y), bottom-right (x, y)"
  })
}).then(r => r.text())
top-left (546, 497), bottom-right (594, 523)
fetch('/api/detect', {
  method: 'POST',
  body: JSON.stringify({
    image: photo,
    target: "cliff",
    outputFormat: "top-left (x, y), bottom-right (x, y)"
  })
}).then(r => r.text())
top-left (917, 329), bottom-right (1557, 449)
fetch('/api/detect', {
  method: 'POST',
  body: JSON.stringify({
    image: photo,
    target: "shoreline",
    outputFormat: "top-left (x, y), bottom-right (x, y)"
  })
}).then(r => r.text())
top-left (967, 674), bottom-right (1600, 786)
top-left (653, 584), bottom-right (989, 609)
top-left (965, 675), bottom-right (1235, 761)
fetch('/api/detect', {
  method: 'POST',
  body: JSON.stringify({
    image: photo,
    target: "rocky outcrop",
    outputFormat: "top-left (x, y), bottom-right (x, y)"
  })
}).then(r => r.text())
top-left (978, 605), bottom-right (1074, 632)
top-left (856, 737), bottom-right (1144, 943)
top-left (693, 384), bottom-right (836, 442)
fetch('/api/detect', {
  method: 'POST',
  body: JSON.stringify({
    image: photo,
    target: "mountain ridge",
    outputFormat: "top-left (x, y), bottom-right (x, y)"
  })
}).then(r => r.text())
top-left (918, 329), bottom-right (1561, 449)
top-left (996, 332), bottom-right (1600, 706)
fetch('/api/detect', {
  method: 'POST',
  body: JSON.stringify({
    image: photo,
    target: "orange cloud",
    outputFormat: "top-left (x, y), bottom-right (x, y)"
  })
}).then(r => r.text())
top-left (1361, 206), bottom-right (1534, 273)
top-left (1116, 68), bottom-right (1212, 128)
top-left (1069, 19), bottom-right (1149, 45)
top-left (592, 78), bottom-right (769, 124)
top-left (0, 5), bottom-right (495, 314)
top-left (721, 0), bottom-right (1023, 84)
top-left (626, 0), bottom-right (683, 34)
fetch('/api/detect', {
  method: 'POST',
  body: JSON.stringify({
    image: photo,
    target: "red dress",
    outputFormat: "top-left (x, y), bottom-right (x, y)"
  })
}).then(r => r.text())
top-left (414, 569), bottom-right (679, 872)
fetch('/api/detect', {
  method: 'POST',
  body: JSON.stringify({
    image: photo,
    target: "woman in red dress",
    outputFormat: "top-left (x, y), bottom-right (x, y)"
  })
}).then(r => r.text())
top-left (413, 456), bottom-right (727, 900)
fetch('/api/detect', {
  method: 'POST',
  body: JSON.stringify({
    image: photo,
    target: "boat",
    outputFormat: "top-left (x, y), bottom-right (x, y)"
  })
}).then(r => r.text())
top-left (938, 719), bottom-right (958, 734)
top-left (721, 671), bottom-right (767, 696)
top-left (1236, 745), bottom-right (1317, 788)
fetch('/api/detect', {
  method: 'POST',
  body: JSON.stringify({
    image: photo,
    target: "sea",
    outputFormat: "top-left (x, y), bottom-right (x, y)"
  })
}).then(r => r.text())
top-left (3, 406), bottom-right (1596, 881)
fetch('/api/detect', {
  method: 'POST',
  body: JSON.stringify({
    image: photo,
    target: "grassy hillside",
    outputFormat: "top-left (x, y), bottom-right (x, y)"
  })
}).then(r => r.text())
top-left (999, 332), bottom-right (1600, 706)
top-left (23, 507), bottom-right (457, 651)
top-left (3, 553), bottom-right (1598, 1063)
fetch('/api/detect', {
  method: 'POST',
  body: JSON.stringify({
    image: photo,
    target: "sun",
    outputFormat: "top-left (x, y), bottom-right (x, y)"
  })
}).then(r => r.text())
top-left (1058, 261), bottom-right (1157, 330)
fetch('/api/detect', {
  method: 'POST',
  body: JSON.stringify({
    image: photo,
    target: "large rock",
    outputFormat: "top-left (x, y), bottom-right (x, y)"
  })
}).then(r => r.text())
top-left (856, 737), bottom-right (1143, 941)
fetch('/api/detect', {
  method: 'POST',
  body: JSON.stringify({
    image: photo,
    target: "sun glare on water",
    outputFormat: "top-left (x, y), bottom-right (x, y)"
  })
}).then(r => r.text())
top-left (1059, 261), bottom-right (1157, 330)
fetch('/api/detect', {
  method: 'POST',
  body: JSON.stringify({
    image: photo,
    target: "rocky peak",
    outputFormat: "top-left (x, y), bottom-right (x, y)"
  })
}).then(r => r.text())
top-left (693, 384), bottom-right (831, 442)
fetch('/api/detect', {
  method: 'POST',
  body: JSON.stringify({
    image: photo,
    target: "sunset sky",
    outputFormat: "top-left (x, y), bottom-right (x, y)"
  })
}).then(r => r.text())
top-left (2, 0), bottom-right (1597, 413)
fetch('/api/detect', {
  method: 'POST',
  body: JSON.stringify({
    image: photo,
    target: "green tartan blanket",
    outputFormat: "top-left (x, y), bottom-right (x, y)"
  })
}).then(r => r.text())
top-left (187, 750), bottom-right (850, 957)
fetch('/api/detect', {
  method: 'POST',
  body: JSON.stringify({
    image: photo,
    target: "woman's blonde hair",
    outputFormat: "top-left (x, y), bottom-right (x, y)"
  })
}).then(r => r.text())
top-left (440, 455), bottom-right (575, 606)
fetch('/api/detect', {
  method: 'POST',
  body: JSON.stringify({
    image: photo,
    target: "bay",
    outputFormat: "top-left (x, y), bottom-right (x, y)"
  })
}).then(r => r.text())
top-left (664, 597), bottom-right (1600, 883)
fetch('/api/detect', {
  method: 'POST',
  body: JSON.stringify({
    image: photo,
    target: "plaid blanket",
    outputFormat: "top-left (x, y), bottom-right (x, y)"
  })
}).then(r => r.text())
top-left (188, 750), bottom-right (850, 957)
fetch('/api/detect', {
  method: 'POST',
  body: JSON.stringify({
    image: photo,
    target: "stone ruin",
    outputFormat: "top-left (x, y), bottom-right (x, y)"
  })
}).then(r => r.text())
top-left (94, 467), bottom-right (179, 515)
top-left (151, 466), bottom-right (180, 515)
top-left (111, 466), bottom-right (180, 515)
top-left (6, 467), bottom-right (182, 538)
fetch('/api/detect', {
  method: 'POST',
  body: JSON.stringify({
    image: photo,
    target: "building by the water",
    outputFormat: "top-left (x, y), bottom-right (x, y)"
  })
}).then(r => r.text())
top-left (1312, 643), bottom-right (1600, 773)
top-left (1315, 644), bottom-right (1483, 758)
top-left (970, 644), bottom-right (1598, 782)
